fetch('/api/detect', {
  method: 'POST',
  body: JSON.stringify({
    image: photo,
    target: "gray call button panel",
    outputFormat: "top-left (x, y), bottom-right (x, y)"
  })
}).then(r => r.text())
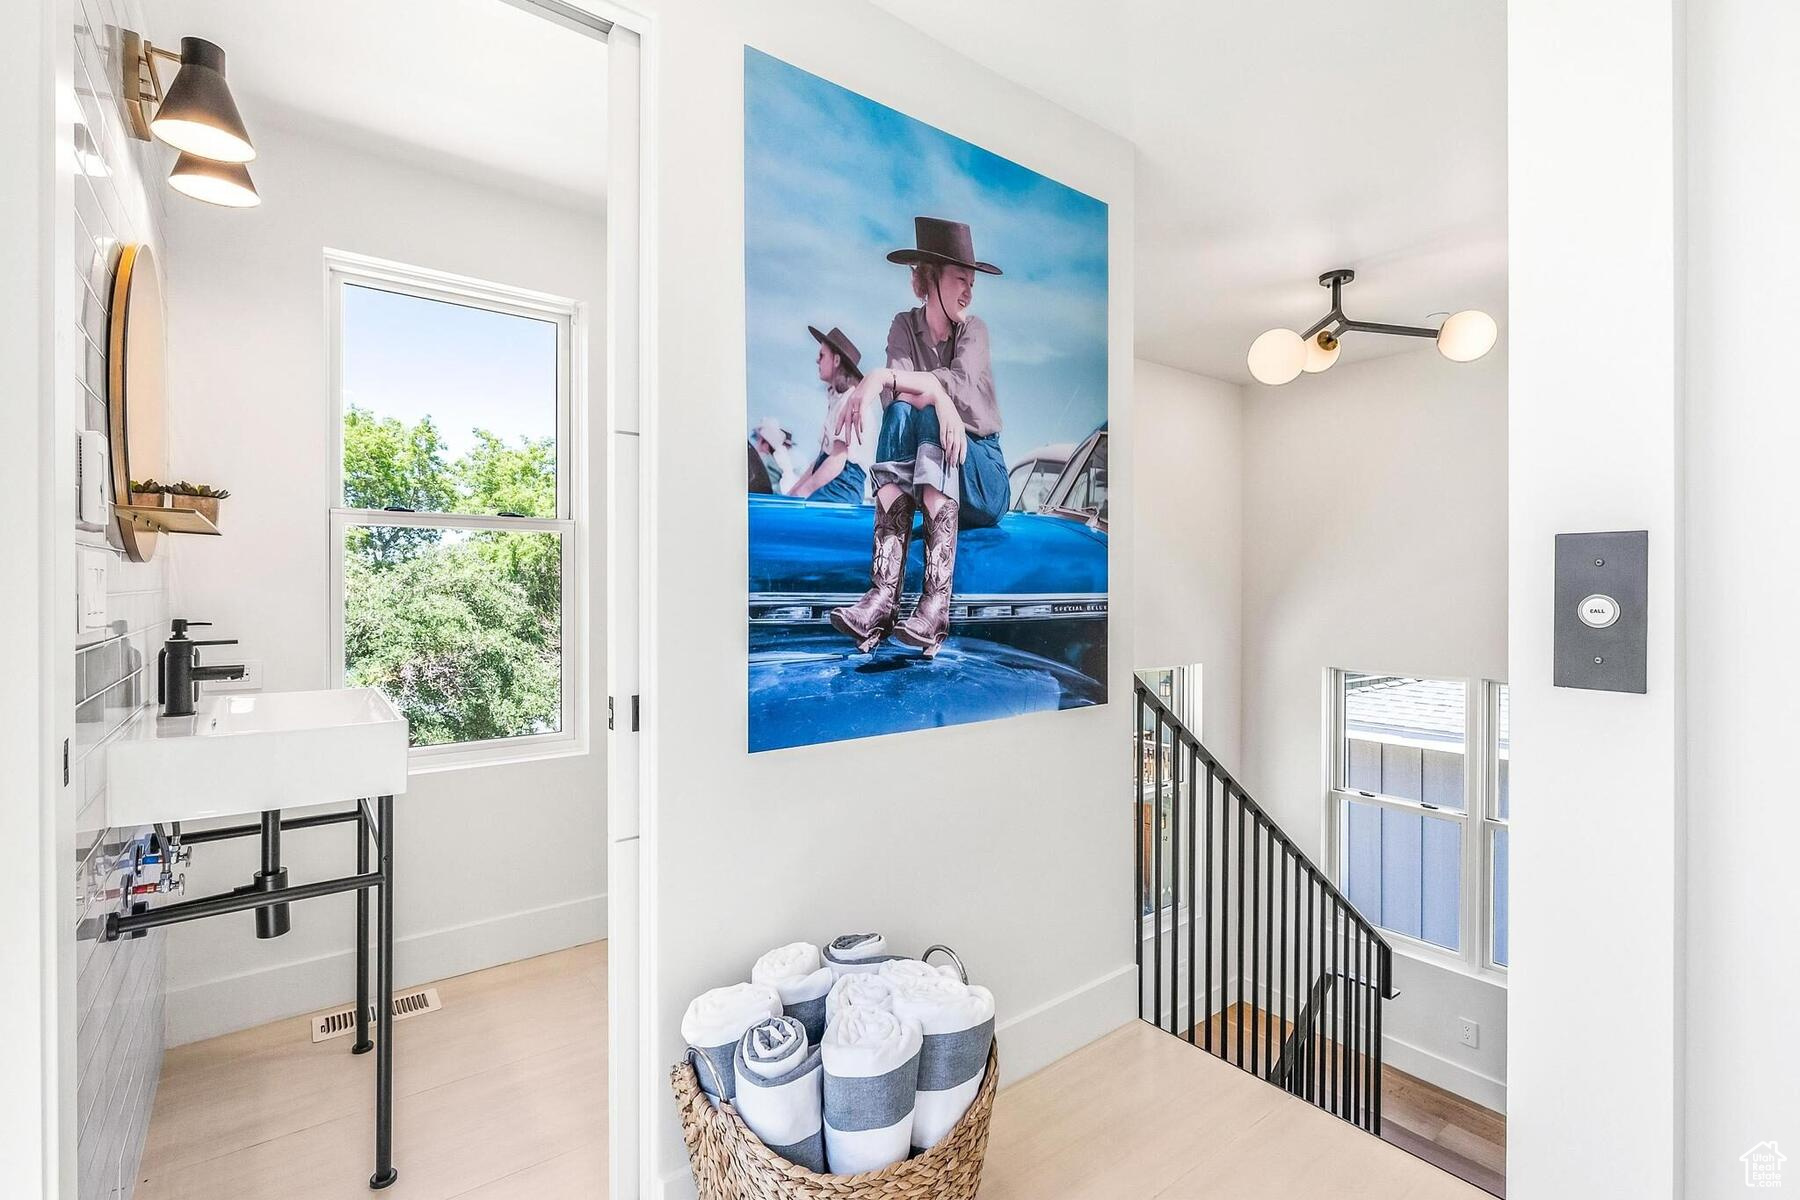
top-left (1554, 530), bottom-right (1648, 693)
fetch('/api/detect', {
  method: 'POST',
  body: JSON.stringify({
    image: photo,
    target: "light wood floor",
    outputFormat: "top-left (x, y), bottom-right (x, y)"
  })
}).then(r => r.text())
top-left (1186, 1004), bottom-right (1506, 1196)
top-left (135, 941), bottom-right (608, 1200)
top-left (138, 947), bottom-right (1490, 1200)
top-left (981, 1021), bottom-right (1488, 1199)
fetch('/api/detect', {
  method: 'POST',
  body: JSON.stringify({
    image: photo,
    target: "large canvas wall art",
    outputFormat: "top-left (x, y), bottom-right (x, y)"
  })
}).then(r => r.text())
top-left (745, 48), bottom-right (1110, 753)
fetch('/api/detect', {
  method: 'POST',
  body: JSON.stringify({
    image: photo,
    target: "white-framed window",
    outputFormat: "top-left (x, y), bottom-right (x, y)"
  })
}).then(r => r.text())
top-left (1136, 663), bottom-right (1202, 734)
top-left (325, 250), bottom-right (583, 768)
top-left (1487, 681), bottom-right (1510, 968)
top-left (1135, 664), bottom-right (1203, 920)
top-left (1327, 670), bottom-right (1508, 978)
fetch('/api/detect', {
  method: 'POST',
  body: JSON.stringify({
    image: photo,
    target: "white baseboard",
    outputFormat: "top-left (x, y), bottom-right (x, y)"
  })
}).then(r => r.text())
top-left (654, 961), bottom-right (1138, 1200)
top-left (165, 892), bottom-right (607, 1046)
top-left (1380, 1033), bottom-right (1507, 1115)
top-left (993, 962), bottom-right (1137, 1085)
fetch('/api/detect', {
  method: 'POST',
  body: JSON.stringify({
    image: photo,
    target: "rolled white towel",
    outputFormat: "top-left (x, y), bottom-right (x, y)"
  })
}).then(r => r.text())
top-left (887, 975), bottom-right (996, 1149)
top-left (681, 982), bottom-right (782, 1104)
top-left (876, 958), bottom-right (962, 985)
top-left (825, 972), bottom-right (894, 1025)
top-left (752, 943), bottom-right (833, 1045)
top-left (823, 932), bottom-right (904, 977)
top-left (733, 1016), bottom-right (826, 1174)
top-left (821, 1006), bottom-right (923, 1175)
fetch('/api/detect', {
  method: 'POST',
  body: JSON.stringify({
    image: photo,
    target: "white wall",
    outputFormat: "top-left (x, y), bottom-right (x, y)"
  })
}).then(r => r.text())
top-left (1508, 1), bottom-right (1685, 1196)
top-left (1133, 359), bottom-right (1243, 765)
top-left (632, 5), bottom-right (1134, 1193)
top-left (5, 0), bottom-right (68, 1191)
top-left (159, 121), bottom-right (608, 1042)
top-left (1240, 348), bottom-right (1509, 1109)
top-left (1683, 3), bottom-right (1800, 1193)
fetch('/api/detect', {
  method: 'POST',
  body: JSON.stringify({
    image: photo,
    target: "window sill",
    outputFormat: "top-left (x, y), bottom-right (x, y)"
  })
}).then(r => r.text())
top-left (1138, 904), bottom-right (1192, 942)
top-left (407, 737), bottom-right (590, 776)
top-left (1383, 933), bottom-right (1509, 989)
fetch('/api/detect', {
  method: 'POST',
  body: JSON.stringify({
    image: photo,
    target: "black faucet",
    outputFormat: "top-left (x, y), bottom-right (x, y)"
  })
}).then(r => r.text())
top-left (158, 619), bottom-right (246, 717)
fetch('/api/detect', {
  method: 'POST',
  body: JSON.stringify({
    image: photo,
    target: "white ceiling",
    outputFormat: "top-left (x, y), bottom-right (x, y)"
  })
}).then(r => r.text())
top-left (870, 0), bottom-right (1507, 383)
top-left (150, 0), bottom-right (607, 209)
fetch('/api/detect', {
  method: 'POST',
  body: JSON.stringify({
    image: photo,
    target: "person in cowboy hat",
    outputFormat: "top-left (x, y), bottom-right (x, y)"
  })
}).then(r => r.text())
top-left (747, 416), bottom-right (798, 494)
top-left (828, 216), bottom-right (1010, 657)
top-left (780, 325), bottom-right (879, 503)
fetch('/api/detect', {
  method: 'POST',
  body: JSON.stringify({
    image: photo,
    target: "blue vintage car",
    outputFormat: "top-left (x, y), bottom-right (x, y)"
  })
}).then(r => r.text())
top-left (748, 427), bottom-right (1109, 751)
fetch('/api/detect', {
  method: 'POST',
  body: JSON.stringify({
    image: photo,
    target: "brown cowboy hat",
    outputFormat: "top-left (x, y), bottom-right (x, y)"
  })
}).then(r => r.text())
top-left (807, 325), bottom-right (864, 378)
top-left (885, 216), bottom-right (1003, 276)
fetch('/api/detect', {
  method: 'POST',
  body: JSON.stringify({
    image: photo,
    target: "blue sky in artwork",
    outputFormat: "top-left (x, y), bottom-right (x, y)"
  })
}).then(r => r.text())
top-left (744, 48), bottom-right (1108, 470)
top-left (341, 284), bottom-right (557, 462)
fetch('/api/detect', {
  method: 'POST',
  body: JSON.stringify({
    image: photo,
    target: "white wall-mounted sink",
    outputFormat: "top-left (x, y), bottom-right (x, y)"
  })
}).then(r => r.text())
top-left (107, 688), bottom-right (409, 828)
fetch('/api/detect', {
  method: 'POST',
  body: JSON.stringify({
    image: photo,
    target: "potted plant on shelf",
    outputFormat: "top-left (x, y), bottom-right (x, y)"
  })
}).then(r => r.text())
top-left (164, 481), bottom-right (231, 526)
top-left (128, 479), bottom-right (167, 507)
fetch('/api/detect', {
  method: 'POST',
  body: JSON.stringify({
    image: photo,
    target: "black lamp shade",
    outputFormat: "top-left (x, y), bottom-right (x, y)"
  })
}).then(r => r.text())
top-left (168, 152), bottom-right (260, 208)
top-left (151, 37), bottom-right (255, 163)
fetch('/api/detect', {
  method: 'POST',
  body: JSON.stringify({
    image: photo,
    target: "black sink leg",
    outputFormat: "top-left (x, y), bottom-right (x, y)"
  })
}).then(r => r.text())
top-left (254, 810), bottom-right (291, 939)
top-left (370, 793), bottom-right (397, 1191)
top-left (352, 801), bottom-right (373, 1055)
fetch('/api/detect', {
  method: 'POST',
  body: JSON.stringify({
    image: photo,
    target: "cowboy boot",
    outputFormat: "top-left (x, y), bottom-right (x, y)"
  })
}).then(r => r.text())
top-left (829, 492), bottom-right (916, 652)
top-left (895, 498), bottom-right (959, 658)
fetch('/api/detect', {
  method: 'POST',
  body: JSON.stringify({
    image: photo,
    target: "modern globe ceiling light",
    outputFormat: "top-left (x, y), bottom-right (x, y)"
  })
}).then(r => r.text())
top-left (1247, 327), bottom-right (1307, 386)
top-left (168, 153), bottom-right (261, 208)
top-left (1436, 309), bottom-right (1500, 363)
top-left (1247, 269), bottom-right (1497, 385)
top-left (1301, 329), bottom-right (1340, 374)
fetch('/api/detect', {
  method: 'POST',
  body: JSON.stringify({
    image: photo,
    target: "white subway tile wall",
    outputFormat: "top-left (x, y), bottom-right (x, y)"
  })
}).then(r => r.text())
top-left (72, 0), bottom-right (174, 1196)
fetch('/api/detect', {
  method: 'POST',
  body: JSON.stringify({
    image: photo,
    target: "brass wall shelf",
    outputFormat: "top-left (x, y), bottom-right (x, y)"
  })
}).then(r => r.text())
top-left (114, 503), bottom-right (220, 536)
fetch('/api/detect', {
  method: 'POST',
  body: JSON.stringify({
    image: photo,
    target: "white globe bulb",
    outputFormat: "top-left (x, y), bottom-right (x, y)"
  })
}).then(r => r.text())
top-left (1247, 328), bottom-right (1306, 385)
top-left (1302, 332), bottom-right (1340, 373)
top-left (1436, 310), bottom-right (1498, 363)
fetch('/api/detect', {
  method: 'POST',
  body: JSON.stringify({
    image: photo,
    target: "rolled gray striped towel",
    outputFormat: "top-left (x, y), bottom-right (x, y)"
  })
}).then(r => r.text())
top-left (751, 942), bottom-right (833, 1045)
top-left (822, 932), bottom-right (905, 978)
top-left (681, 982), bottom-right (782, 1104)
top-left (733, 1016), bottom-right (826, 1173)
top-left (824, 971), bottom-right (894, 1025)
top-left (821, 1006), bottom-right (922, 1175)
top-left (887, 975), bottom-right (995, 1149)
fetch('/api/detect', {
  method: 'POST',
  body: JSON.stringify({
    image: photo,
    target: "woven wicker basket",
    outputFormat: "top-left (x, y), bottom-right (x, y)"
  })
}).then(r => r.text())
top-left (670, 1042), bottom-right (999, 1200)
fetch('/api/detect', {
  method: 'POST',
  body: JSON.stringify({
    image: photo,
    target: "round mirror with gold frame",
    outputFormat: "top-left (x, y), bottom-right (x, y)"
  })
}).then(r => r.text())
top-left (107, 242), bottom-right (169, 562)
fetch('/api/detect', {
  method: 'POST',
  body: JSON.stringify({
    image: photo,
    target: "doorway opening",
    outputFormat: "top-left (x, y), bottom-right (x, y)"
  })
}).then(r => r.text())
top-left (65, 1), bottom-right (632, 1196)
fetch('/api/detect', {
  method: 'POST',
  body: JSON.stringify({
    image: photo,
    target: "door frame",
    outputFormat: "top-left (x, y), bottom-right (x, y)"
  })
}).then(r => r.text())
top-left (577, 3), bottom-right (659, 1198)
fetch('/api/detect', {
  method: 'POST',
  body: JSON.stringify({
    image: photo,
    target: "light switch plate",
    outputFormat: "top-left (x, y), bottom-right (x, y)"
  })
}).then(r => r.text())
top-left (77, 549), bottom-right (109, 632)
top-left (1554, 531), bottom-right (1648, 693)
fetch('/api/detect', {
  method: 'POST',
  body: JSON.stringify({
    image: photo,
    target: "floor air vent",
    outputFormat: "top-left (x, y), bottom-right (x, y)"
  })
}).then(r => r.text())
top-left (311, 987), bottom-right (443, 1043)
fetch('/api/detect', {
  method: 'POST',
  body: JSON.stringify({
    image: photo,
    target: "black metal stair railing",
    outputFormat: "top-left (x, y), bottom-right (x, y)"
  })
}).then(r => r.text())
top-left (1134, 678), bottom-right (1396, 1134)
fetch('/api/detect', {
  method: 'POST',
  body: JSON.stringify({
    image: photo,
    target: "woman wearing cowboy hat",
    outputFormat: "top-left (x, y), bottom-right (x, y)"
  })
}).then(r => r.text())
top-left (828, 216), bottom-right (1009, 657)
top-left (782, 324), bottom-right (878, 503)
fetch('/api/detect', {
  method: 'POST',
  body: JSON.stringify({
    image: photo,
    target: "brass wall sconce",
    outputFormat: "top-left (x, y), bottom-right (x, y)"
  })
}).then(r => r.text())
top-left (120, 31), bottom-right (261, 208)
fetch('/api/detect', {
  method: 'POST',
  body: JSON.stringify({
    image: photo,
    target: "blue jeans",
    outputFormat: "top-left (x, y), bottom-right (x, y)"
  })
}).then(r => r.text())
top-left (806, 454), bottom-right (865, 504)
top-left (871, 403), bottom-right (1007, 529)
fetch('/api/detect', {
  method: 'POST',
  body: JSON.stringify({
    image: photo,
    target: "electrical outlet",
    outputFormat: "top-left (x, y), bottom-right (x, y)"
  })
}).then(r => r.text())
top-left (206, 658), bottom-right (263, 693)
top-left (1457, 1017), bottom-right (1480, 1049)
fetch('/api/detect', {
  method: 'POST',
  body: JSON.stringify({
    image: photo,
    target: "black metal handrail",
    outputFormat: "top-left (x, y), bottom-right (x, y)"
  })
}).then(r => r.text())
top-left (1134, 677), bottom-right (1394, 1135)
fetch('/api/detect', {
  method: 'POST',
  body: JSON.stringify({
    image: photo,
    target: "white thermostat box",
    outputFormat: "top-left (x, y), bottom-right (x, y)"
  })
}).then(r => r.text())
top-left (77, 429), bottom-right (110, 530)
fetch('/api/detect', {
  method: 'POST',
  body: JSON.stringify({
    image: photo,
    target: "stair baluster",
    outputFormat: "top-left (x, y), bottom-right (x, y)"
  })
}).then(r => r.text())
top-left (1133, 677), bottom-right (1396, 1134)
